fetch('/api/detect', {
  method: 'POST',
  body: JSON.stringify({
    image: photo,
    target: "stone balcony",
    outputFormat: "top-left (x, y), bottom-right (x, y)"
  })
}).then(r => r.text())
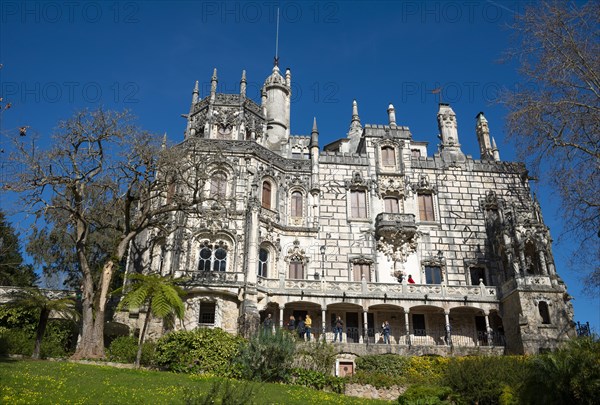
top-left (256, 277), bottom-right (499, 302)
top-left (178, 271), bottom-right (499, 302)
top-left (375, 213), bottom-right (418, 244)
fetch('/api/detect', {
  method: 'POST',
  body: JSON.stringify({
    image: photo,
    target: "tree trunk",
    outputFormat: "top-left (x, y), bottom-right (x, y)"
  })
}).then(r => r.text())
top-left (135, 298), bottom-right (152, 368)
top-left (32, 308), bottom-right (49, 360)
top-left (71, 260), bottom-right (115, 359)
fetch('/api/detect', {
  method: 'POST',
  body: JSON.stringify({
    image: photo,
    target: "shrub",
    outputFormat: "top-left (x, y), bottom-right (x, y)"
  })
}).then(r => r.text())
top-left (443, 356), bottom-right (528, 405)
top-left (236, 328), bottom-right (296, 382)
top-left (0, 328), bottom-right (33, 356)
top-left (519, 336), bottom-right (600, 405)
top-left (0, 306), bottom-right (38, 333)
top-left (356, 354), bottom-right (409, 375)
top-left (286, 368), bottom-right (345, 394)
top-left (0, 318), bottom-right (77, 358)
top-left (154, 328), bottom-right (244, 376)
top-left (404, 356), bottom-right (450, 385)
top-left (352, 354), bottom-right (449, 387)
top-left (294, 340), bottom-right (337, 374)
top-left (107, 335), bottom-right (156, 366)
top-left (397, 385), bottom-right (454, 405)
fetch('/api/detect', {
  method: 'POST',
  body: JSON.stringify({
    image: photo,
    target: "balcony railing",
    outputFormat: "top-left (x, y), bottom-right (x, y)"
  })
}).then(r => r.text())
top-left (254, 277), bottom-right (498, 301)
top-left (375, 213), bottom-right (418, 240)
top-left (180, 272), bottom-right (498, 301)
top-left (180, 271), bottom-right (245, 287)
top-left (311, 326), bottom-right (505, 347)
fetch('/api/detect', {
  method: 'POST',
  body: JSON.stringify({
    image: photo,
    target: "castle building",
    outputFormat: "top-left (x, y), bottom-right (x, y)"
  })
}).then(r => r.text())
top-left (123, 62), bottom-right (575, 357)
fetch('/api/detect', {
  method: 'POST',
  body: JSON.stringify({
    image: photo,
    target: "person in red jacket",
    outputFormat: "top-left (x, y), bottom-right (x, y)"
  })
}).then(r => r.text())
top-left (408, 275), bottom-right (416, 284)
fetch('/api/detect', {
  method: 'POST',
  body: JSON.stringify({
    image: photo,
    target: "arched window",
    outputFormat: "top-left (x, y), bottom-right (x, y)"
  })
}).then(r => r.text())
top-left (198, 245), bottom-right (213, 271)
top-left (539, 301), bottom-right (551, 324)
top-left (262, 181), bottom-right (272, 209)
top-left (291, 191), bottom-right (303, 217)
top-left (258, 248), bottom-right (269, 277)
top-left (214, 246), bottom-right (227, 271)
top-left (198, 241), bottom-right (228, 272)
top-left (381, 146), bottom-right (396, 166)
top-left (210, 172), bottom-right (227, 199)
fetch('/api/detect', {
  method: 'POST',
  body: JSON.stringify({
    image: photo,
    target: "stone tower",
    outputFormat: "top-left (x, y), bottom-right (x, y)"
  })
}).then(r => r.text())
top-left (261, 61), bottom-right (291, 152)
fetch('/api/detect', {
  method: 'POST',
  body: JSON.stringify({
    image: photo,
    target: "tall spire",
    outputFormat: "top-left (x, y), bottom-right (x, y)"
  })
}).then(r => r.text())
top-left (347, 99), bottom-right (363, 153)
top-left (240, 70), bottom-right (247, 98)
top-left (310, 117), bottom-right (319, 148)
top-left (210, 68), bottom-right (218, 101)
top-left (192, 80), bottom-right (199, 104)
top-left (492, 137), bottom-right (500, 161)
top-left (351, 99), bottom-right (360, 126)
top-left (274, 7), bottom-right (280, 67)
top-left (475, 112), bottom-right (494, 160)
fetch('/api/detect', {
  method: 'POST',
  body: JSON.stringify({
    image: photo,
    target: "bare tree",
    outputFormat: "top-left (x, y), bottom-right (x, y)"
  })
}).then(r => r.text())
top-left (6, 109), bottom-right (207, 359)
top-left (502, 1), bottom-right (600, 288)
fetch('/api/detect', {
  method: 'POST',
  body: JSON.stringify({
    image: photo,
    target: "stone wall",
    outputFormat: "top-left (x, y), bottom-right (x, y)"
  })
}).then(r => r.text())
top-left (345, 383), bottom-right (406, 401)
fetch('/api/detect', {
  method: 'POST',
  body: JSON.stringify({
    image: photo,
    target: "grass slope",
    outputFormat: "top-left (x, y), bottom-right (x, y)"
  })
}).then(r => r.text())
top-left (0, 359), bottom-right (391, 404)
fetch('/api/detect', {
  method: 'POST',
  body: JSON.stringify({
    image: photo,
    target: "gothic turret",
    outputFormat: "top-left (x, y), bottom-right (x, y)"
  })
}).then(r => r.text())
top-left (475, 112), bottom-right (496, 161)
top-left (347, 99), bottom-right (362, 152)
top-left (387, 103), bottom-right (397, 126)
top-left (210, 68), bottom-right (218, 102)
top-left (310, 117), bottom-right (319, 149)
top-left (240, 70), bottom-right (247, 98)
top-left (192, 80), bottom-right (199, 104)
top-left (437, 103), bottom-right (466, 165)
top-left (262, 60), bottom-right (291, 152)
top-left (185, 81), bottom-right (200, 137)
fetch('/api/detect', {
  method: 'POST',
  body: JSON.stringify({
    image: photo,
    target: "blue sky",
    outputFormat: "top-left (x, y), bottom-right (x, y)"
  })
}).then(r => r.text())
top-left (1, 1), bottom-right (597, 332)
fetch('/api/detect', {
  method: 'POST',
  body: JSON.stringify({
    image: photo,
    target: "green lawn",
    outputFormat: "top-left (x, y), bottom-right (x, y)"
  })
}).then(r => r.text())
top-left (0, 359), bottom-right (391, 404)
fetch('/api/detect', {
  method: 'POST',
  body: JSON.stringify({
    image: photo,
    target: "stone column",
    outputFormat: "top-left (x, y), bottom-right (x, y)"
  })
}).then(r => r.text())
top-left (404, 311), bottom-right (411, 346)
top-left (484, 312), bottom-right (493, 346)
top-left (538, 250), bottom-right (548, 275)
top-left (246, 204), bottom-right (260, 286)
top-left (444, 311), bottom-right (452, 346)
top-left (362, 310), bottom-right (368, 344)
top-left (238, 201), bottom-right (261, 338)
top-left (322, 308), bottom-right (327, 342)
top-left (279, 306), bottom-right (285, 329)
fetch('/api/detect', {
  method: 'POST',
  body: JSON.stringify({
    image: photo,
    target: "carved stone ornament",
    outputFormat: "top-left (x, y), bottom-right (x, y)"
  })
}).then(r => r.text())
top-left (284, 239), bottom-right (308, 264)
top-left (344, 171), bottom-right (371, 190)
top-left (350, 255), bottom-right (374, 265)
top-left (480, 190), bottom-right (500, 210)
top-left (283, 174), bottom-right (309, 191)
top-left (212, 106), bottom-right (241, 128)
top-left (199, 202), bottom-right (230, 234)
top-left (377, 175), bottom-right (405, 197)
top-left (377, 236), bottom-right (419, 263)
top-left (411, 174), bottom-right (437, 194)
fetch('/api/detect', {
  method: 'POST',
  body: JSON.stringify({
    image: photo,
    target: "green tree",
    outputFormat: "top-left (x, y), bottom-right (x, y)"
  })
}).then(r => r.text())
top-left (5, 288), bottom-right (78, 359)
top-left (6, 108), bottom-right (210, 359)
top-left (502, 0), bottom-right (600, 288)
top-left (520, 336), bottom-right (600, 404)
top-left (0, 210), bottom-right (37, 287)
top-left (115, 273), bottom-right (185, 367)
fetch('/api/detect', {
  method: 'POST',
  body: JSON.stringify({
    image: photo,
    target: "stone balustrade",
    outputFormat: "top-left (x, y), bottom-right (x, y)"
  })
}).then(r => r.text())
top-left (179, 271), bottom-right (499, 301)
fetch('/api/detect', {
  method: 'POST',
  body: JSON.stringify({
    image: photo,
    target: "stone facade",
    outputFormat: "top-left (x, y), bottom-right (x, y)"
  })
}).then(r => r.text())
top-left (123, 62), bottom-right (575, 356)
